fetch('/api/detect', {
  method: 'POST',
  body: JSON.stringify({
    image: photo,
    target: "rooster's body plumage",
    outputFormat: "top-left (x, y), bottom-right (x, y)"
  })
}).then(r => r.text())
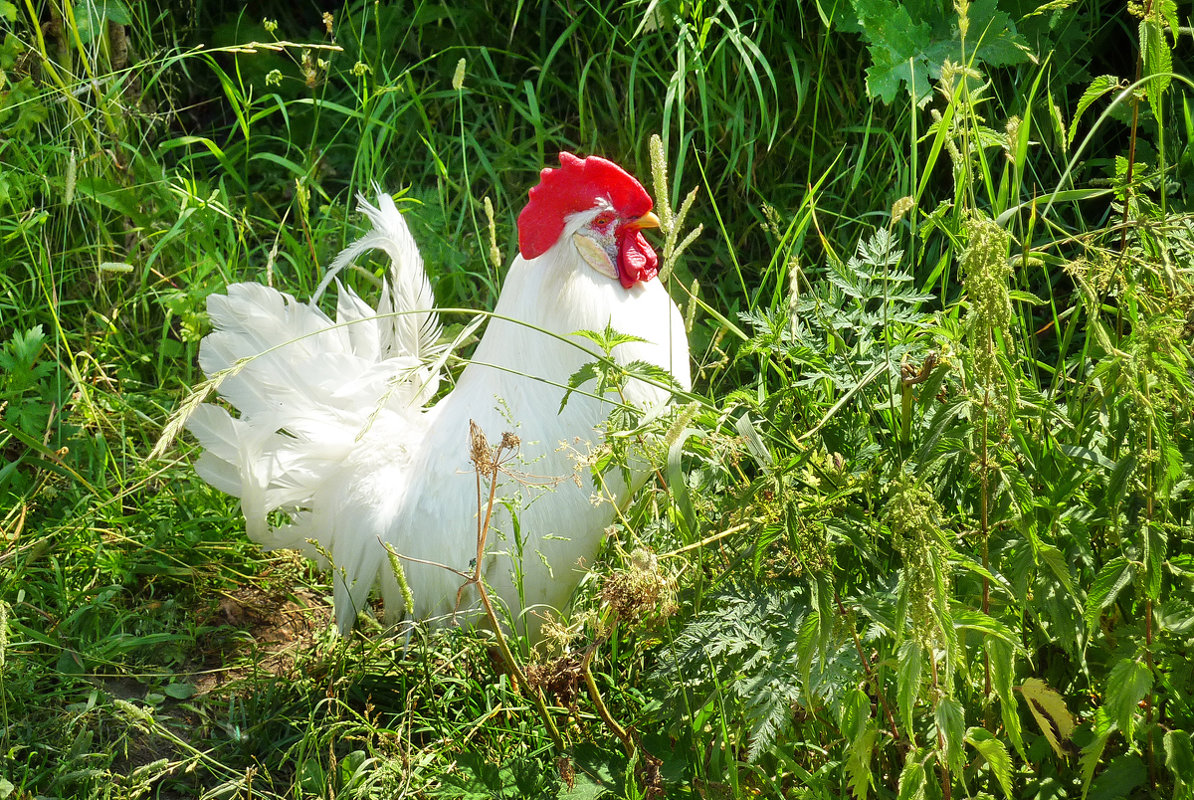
top-left (188, 155), bottom-right (690, 634)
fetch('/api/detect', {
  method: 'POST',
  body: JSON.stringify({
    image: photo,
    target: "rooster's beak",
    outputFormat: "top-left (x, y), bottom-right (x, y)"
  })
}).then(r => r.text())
top-left (628, 211), bottom-right (661, 231)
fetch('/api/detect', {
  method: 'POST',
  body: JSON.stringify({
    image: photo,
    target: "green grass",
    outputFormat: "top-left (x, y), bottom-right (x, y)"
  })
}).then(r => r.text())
top-left (3, 0), bottom-right (1194, 798)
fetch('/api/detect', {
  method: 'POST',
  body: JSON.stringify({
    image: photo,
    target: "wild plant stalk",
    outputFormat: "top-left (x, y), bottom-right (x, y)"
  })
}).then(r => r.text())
top-left (835, 589), bottom-right (900, 742)
top-left (960, 214), bottom-right (1013, 699)
top-left (459, 422), bottom-right (658, 781)
top-left (648, 134), bottom-right (702, 284)
top-left (461, 422), bottom-right (565, 751)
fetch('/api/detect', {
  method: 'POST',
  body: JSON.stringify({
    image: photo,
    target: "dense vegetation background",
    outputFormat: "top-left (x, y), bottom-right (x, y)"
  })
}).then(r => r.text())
top-left (2, 0), bottom-right (1192, 797)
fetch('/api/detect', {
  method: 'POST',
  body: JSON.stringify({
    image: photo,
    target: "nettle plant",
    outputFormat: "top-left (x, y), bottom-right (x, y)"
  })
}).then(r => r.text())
top-left (652, 14), bottom-right (1194, 798)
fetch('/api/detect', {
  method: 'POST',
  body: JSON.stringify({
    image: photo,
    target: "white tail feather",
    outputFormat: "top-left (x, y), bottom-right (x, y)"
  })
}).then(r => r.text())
top-left (187, 192), bottom-right (440, 614)
top-left (316, 190), bottom-right (442, 366)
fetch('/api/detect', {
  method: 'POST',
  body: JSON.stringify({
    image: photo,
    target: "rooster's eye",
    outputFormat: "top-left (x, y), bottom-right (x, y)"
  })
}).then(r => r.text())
top-left (592, 214), bottom-right (614, 228)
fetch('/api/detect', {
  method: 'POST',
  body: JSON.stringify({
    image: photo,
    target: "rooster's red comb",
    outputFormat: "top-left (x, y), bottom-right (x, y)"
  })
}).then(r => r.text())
top-left (517, 152), bottom-right (653, 260)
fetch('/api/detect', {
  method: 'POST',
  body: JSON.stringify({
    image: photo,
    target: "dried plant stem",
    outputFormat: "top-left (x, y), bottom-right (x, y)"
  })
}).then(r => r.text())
top-left (463, 421), bottom-right (566, 752)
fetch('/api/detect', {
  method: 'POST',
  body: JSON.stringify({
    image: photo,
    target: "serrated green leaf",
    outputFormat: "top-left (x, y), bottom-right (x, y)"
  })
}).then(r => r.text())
top-left (1069, 75), bottom-right (1121, 146)
top-left (915, 398), bottom-right (968, 468)
top-left (898, 640), bottom-right (923, 737)
top-left (986, 638), bottom-right (1024, 758)
top-left (1036, 543), bottom-right (1081, 613)
top-left (966, 728), bottom-right (1014, 800)
top-left (796, 610), bottom-right (820, 691)
top-left (571, 324), bottom-right (648, 352)
top-left (1155, 598), bottom-right (1194, 634)
top-left (1145, 523), bottom-right (1166, 600)
top-left (1084, 557), bottom-right (1134, 635)
top-left (1164, 730), bottom-right (1194, 792)
top-left (560, 362), bottom-right (600, 412)
top-left (1105, 659), bottom-right (1151, 739)
top-left (936, 696), bottom-right (966, 773)
top-left (622, 359), bottom-right (681, 392)
top-left (847, 719), bottom-right (879, 800)
top-left (896, 753), bottom-right (927, 800)
top-left (1059, 444), bottom-right (1116, 471)
top-left (951, 608), bottom-right (1020, 651)
top-left (1080, 708), bottom-right (1112, 799)
top-left (1008, 289), bottom-right (1044, 305)
top-left (854, 0), bottom-right (1029, 104)
top-left (840, 688), bottom-right (871, 740)
top-left (1048, 92), bottom-right (1068, 152)
top-left (1140, 16), bottom-right (1172, 119)
top-left (1106, 453), bottom-right (1136, 508)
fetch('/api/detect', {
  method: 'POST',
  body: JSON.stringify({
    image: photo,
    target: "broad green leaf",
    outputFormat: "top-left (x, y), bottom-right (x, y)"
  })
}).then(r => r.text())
top-left (163, 682), bottom-right (195, 700)
top-left (949, 553), bottom-right (1014, 600)
top-left (1058, 444), bottom-right (1115, 470)
top-left (571, 324), bottom-right (648, 351)
top-left (1020, 677), bottom-right (1074, 760)
top-left (622, 359), bottom-right (682, 392)
top-left (666, 423), bottom-right (697, 537)
top-left (1144, 523), bottom-right (1166, 600)
top-left (840, 689), bottom-right (871, 740)
top-left (1105, 658), bottom-right (1152, 739)
top-left (1106, 453), bottom-right (1137, 509)
top-left (560, 772), bottom-right (608, 800)
top-left (852, 0), bottom-right (1029, 104)
top-left (1036, 542), bottom-right (1081, 613)
top-left (76, 177), bottom-right (150, 227)
top-left (796, 610), bottom-right (821, 692)
top-left (966, 728), bottom-right (1014, 800)
top-left (1155, 598), bottom-right (1194, 634)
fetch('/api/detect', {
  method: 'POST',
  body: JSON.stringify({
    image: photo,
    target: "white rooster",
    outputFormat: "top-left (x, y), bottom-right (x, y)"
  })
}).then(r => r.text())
top-left (186, 153), bottom-right (691, 634)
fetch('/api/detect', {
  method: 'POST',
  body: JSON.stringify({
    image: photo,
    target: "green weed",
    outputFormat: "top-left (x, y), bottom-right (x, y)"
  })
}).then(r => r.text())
top-left (2, 1), bottom-right (1192, 798)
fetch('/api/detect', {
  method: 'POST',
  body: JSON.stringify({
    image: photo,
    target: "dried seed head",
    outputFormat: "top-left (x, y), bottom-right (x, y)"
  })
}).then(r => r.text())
top-left (599, 548), bottom-right (676, 623)
top-left (525, 654), bottom-right (583, 707)
top-left (469, 421), bottom-right (493, 473)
